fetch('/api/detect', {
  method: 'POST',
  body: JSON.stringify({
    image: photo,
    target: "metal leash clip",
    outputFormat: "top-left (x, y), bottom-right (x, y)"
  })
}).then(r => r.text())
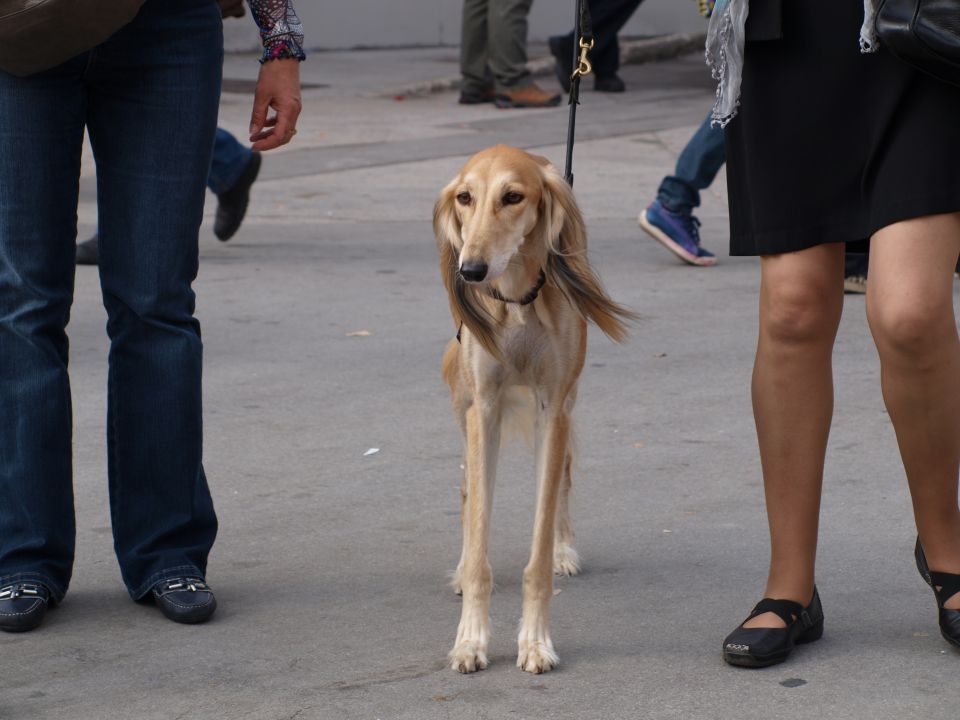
top-left (570, 37), bottom-right (595, 81)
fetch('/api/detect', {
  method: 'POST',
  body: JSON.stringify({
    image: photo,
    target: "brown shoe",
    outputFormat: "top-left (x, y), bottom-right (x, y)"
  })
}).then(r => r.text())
top-left (494, 83), bottom-right (562, 109)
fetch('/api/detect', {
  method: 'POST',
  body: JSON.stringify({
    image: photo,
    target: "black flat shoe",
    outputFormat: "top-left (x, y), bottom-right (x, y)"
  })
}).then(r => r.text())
top-left (76, 234), bottom-right (99, 265)
top-left (458, 86), bottom-right (496, 105)
top-left (0, 582), bottom-right (52, 633)
top-left (594, 74), bottom-right (625, 93)
top-left (722, 587), bottom-right (824, 668)
top-left (914, 538), bottom-right (960, 648)
top-left (214, 151), bottom-right (261, 242)
top-left (152, 577), bottom-right (217, 624)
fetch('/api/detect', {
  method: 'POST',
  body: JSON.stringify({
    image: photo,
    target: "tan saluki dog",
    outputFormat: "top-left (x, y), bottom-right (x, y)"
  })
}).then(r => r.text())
top-left (434, 145), bottom-right (635, 674)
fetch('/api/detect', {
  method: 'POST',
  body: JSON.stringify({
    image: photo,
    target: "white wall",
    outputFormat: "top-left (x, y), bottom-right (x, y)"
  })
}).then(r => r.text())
top-left (225, 0), bottom-right (706, 52)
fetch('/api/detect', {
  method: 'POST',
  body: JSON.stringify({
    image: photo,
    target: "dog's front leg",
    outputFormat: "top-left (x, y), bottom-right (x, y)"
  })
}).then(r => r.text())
top-left (517, 403), bottom-right (569, 673)
top-left (449, 396), bottom-right (502, 673)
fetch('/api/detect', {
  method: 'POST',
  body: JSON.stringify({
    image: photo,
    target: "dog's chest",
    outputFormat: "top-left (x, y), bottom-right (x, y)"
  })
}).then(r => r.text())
top-left (497, 310), bottom-right (552, 378)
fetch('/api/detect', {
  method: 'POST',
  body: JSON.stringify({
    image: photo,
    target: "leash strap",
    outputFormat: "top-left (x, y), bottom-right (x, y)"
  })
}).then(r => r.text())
top-left (563, 0), bottom-right (594, 188)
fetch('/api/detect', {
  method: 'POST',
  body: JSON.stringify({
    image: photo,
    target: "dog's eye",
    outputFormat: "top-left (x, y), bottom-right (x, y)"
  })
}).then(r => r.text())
top-left (502, 191), bottom-right (524, 205)
top-left (456, 191), bottom-right (471, 205)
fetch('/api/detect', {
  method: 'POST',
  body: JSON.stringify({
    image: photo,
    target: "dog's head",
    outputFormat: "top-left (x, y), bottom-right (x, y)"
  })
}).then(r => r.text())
top-left (434, 145), bottom-right (551, 284)
top-left (434, 145), bottom-right (635, 355)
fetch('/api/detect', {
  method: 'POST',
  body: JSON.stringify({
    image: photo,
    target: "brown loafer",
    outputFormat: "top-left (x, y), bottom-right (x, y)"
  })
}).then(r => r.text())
top-left (494, 82), bottom-right (562, 109)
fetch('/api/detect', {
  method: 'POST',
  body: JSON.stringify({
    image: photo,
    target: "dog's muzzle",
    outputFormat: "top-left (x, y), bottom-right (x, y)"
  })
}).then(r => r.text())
top-left (459, 261), bottom-right (488, 283)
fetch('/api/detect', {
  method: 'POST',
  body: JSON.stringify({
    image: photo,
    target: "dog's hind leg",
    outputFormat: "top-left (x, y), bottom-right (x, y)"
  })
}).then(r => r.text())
top-left (444, 340), bottom-right (469, 596)
top-left (517, 401), bottom-right (570, 674)
top-left (449, 395), bottom-right (502, 673)
top-left (451, 464), bottom-right (467, 596)
top-left (553, 450), bottom-right (581, 577)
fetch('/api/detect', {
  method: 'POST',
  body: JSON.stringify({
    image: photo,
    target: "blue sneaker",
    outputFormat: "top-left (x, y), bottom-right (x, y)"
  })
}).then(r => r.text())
top-left (638, 200), bottom-right (716, 267)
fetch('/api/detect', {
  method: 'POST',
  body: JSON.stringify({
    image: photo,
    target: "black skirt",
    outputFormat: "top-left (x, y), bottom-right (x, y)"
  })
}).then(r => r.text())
top-left (725, 0), bottom-right (960, 256)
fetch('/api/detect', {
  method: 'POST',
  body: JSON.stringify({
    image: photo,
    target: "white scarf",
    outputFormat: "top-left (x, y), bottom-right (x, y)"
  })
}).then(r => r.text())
top-left (706, 0), bottom-right (879, 126)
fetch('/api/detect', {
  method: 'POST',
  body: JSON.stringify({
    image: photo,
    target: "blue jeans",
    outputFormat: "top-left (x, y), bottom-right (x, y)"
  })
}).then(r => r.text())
top-left (90, 128), bottom-right (252, 236)
top-left (0, 0), bottom-right (221, 601)
top-left (657, 112), bottom-right (727, 215)
top-left (207, 128), bottom-right (253, 196)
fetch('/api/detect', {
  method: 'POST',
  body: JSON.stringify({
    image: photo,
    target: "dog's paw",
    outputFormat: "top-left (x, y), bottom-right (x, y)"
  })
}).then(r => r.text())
top-left (449, 642), bottom-right (489, 674)
top-left (553, 544), bottom-right (581, 577)
top-left (516, 639), bottom-right (559, 674)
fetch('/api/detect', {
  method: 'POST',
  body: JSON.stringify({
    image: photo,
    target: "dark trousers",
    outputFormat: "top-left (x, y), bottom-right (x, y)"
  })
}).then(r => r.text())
top-left (0, 0), bottom-right (221, 601)
top-left (552, 0), bottom-right (644, 78)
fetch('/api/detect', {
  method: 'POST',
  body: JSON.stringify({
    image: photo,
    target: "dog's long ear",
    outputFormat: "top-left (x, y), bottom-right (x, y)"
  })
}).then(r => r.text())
top-left (540, 166), bottom-right (638, 343)
top-left (433, 181), bottom-right (501, 359)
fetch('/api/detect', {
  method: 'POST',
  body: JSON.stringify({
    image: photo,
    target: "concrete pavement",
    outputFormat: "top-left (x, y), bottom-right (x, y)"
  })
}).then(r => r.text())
top-left (6, 46), bottom-right (959, 720)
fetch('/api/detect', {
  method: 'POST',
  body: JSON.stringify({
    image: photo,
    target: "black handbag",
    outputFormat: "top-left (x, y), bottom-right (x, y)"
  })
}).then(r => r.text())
top-left (0, 0), bottom-right (145, 77)
top-left (875, 0), bottom-right (960, 87)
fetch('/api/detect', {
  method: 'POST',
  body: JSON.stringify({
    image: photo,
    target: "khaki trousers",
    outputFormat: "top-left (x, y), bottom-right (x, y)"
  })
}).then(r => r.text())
top-left (460, 0), bottom-right (535, 92)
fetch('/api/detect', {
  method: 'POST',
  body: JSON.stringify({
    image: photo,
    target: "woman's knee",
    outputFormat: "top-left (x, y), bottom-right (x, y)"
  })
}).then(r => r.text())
top-left (761, 280), bottom-right (840, 347)
top-left (867, 293), bottom-right (955, 362)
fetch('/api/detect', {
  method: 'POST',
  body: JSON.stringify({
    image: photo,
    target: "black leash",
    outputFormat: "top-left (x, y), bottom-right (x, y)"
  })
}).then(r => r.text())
top-left (563, 0), bottom-right (594, 188)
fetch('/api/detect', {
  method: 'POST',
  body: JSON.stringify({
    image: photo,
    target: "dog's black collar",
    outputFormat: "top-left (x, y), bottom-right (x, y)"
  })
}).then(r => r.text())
top-left (456, 269), bottom-right (547, 344)
top-left (485, 269), bottom-right (546, 306)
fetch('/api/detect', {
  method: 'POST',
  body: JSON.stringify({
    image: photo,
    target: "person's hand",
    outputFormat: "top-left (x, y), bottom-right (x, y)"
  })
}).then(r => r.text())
top-left (249, 58), bottom-right (302, 152)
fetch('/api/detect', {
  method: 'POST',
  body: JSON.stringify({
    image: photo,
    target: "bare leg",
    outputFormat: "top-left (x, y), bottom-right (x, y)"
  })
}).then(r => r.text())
top-left (867, 212), bottom-right (960, 610)
top-left (744, 243), bottom-right (845, 629)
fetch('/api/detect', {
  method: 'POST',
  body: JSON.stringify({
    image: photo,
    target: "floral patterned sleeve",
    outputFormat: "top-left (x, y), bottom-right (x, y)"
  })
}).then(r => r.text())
top-left (247, 0), bottom-right (306, 63)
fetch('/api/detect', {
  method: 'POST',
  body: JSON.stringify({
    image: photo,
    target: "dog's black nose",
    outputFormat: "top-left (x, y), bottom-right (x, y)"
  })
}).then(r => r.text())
top-left (459, 261), bottom-right (488, 282)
